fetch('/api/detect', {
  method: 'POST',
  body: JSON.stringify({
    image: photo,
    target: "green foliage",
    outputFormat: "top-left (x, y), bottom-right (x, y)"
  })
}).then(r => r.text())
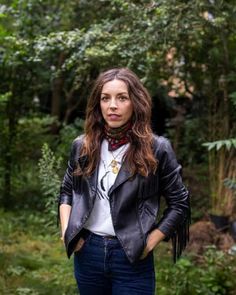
top-left (0, 209), bottom-right (76, 294)
top-left (1, 210), bottom-right (236, 295)
top-left (0, 91), bottom-right (11, 104)
top-left (38, 143), bottom-right (62, 223)
top-left (16, 115), bottom-right (57, 160)
top-left (229, 91), bottom-right (236, 108)
top-left (0, 115), bottom-right (57, 209)
top-left (202, 138), bottom-right (236, 215)
top-left (156, 247), bottom-right (236, 295)
top-left (203, 139), bottom-right (236, 151)
top-left (0, 0), bottom-right (236, 227)
top-left (224, 178), bottom-right (236, 192)
top-left (37, 120), bottom-right (84, 222)
top-left (199, 247), bottom-right (235, 295)
top-left (168, 116), bottom-right (208, 165)
top-left (56, 118), bottom-right (84, 165)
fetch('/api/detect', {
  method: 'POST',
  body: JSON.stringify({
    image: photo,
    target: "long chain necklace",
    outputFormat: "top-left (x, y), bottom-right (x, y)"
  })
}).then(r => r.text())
top-left (100, 145), bottom-right (127, 191)
top-left (110, 145), bottom-right (127, 174)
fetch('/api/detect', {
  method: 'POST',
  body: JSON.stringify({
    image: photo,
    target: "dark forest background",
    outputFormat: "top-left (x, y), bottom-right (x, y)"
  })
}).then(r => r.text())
top-left (0, 1), bottom-right (236, 294)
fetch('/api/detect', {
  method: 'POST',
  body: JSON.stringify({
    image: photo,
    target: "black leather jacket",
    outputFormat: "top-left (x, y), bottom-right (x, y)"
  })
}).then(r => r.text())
top-left (59, 135), bottom-right (190, 263)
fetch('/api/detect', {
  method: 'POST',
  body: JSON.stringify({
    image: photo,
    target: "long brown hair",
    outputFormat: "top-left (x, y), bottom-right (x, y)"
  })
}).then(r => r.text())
top-left (78, 67), bottom-right (157, 177)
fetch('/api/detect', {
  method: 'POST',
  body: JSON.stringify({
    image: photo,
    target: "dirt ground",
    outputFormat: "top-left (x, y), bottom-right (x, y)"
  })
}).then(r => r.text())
top-left (187, 220), bottom-right (235, 257)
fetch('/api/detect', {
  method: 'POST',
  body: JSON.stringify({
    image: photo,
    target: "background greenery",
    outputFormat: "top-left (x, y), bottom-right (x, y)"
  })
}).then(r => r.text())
top-left (1, 209), bottom-right (236, 295)
top-left (0, 0), bottom-right (236, 294)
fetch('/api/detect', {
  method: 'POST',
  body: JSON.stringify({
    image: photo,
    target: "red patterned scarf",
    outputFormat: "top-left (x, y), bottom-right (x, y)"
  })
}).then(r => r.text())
top-left (104, 121), bottom-right (132, 151)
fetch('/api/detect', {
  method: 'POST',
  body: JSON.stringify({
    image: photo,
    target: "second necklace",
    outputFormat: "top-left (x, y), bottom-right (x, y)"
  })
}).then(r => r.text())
top-left (110, 145), bottom-right (127, 174)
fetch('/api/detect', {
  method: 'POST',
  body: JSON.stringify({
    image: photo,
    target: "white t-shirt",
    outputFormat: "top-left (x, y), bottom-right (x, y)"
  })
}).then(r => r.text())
top-left (84, 139), bottom-right (129, 236)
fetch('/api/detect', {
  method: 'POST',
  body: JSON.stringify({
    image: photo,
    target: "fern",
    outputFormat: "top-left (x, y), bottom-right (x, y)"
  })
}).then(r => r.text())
top-left (202, 138), bottom-right (236, 151)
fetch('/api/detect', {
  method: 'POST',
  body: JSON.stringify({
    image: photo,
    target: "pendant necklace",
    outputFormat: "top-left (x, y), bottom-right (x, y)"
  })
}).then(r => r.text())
top-left (100, 145), bottom-right (127, 191)
top-left (110, 145), bottom-right (127, 174)
top-left (110, 159), bottom-right (119, 174)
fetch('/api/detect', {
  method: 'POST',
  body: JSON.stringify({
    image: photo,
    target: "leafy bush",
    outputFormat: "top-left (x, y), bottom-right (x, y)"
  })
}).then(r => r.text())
top-left (55, 118), bottom-right (84, 169)
top-left (38, 143), bottom-right (62, 225)
top-left (0, 114), bottom-right (58, 209)
top-left (156, 247), bottom-right (236, 295)
top-left (37, 119), bottom-right (84, 223)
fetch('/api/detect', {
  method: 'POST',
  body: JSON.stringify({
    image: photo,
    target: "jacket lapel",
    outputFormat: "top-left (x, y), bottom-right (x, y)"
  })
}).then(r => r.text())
top-left (78, 155), bottom-right (133, 196)
top-left (87, 166), bottom-right (99, 194)
top-left (78, 155), bottom-right (99, 194)
top-left (108, 161), bottom-right (133, 196)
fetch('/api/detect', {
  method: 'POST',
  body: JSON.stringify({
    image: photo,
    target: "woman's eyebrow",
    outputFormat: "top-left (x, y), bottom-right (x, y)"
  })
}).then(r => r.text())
top-left (101, 92), bottom-right (129, 95)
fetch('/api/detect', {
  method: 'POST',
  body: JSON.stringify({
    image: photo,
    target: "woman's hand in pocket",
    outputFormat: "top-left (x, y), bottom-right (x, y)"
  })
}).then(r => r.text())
top-left (74, 238), bottom-right (85, 253)
top-left (140, 229), bottom-right (165, 259)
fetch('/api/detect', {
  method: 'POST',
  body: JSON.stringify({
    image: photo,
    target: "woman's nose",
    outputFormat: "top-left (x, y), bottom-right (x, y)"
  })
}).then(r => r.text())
top-left (109, 98), bottom-right (117, 109)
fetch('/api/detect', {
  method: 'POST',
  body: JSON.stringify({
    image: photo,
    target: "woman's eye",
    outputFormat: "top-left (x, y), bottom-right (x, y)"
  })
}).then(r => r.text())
top-left (119, 96), bottom-right (128, 101)
top-left (101, 96), bottom-right (109, 101)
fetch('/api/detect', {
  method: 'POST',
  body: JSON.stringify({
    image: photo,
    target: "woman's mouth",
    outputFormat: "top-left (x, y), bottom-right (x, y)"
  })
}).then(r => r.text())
top-left (108, 114), bottom-right (121, 120)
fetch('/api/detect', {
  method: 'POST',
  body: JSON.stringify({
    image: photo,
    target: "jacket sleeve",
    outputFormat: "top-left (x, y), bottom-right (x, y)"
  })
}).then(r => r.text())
top-left (58, 140), bottom-right (78, 208)
top-left (155, 138), bottom-right (190, 262)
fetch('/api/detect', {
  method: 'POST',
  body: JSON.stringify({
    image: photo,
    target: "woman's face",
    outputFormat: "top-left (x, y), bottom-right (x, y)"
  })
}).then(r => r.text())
top-left (100, 79), bottom-right (133, 128)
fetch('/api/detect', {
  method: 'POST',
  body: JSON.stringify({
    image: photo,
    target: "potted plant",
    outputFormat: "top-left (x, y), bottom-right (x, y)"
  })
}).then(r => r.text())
top-left (203, 138), bottom-right (236, 231)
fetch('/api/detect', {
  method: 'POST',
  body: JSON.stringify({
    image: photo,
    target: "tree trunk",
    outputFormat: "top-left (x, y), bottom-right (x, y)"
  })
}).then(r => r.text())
top-left (51, 52), bottom-right (66, 133)
top-left (2, 94), bottom-right (17, 209)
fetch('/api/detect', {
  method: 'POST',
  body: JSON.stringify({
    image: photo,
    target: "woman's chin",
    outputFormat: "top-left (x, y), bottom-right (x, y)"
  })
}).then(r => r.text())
top-left (106, 121), bottom-right (124, 128)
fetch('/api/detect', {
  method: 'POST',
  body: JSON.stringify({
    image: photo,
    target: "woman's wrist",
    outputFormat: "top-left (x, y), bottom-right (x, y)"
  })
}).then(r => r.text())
top-left (60, 230), bottom-right (66, 242)
top-left (59, 204), bottom-right (71, 242)
top-left (147, 229), bottom-right (166, 250)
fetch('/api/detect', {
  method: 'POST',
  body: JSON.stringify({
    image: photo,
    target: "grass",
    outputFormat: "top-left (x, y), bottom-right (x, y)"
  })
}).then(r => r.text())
top-left (0, 209), bottom-right (77, 295)
top-left (1, 209), bottom-right (236, 295)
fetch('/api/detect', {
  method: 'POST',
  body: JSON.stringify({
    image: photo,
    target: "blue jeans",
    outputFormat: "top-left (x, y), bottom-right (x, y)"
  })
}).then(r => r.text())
top-left (74, 232), bottom-right (155, 295)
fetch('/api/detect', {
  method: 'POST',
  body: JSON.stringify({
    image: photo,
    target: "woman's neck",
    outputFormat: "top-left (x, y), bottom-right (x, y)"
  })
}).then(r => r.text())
top-left (104, 121), bottom-right (132, 151)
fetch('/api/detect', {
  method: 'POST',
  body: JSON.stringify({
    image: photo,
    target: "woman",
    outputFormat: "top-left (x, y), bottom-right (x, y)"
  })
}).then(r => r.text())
top-left (59, 68), bottom-right (190, 295)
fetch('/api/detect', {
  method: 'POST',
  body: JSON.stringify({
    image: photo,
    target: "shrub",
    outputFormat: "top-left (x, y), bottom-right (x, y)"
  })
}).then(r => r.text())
top-left (38, 143), bottom-right (62, 226)
top-left (156, 247), bottom-right (236, 295)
